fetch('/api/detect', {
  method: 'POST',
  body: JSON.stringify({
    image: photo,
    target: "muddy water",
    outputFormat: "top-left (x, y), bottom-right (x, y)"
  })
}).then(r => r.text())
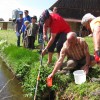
top-left (0, 57), bottom-right (32, 100)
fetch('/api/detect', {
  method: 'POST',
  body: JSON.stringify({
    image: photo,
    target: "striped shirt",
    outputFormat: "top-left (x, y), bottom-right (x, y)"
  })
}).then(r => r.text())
top-left (59, 37), bottom-right (89, 61)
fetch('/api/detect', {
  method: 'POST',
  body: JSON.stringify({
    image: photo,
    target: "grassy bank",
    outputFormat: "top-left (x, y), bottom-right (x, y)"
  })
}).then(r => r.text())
top-left (0, 30), bottom-right (100, 99)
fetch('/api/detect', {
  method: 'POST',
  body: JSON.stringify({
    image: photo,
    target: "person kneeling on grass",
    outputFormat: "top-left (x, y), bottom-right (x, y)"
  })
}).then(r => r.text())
top-left (48, 32), bottom-right (96, 78)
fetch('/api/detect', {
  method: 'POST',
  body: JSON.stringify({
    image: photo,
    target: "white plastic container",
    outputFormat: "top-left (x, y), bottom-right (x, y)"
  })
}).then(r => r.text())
top-left (73, 70), bottom-right (86, 84)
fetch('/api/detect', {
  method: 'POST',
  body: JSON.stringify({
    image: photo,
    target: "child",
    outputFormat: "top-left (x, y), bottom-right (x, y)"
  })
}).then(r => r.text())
top-left (26, 16), bottom-right (38, 49)
top-left (23, 21), bottom-right (30, 48)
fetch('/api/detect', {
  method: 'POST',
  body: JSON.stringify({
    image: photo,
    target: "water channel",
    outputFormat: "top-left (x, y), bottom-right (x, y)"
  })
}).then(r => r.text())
top-left (0, 57), bottom-right (32, 100)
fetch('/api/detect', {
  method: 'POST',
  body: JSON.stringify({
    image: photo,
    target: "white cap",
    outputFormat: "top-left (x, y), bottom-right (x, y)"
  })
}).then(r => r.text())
top-left (81, 13), bottom-right (95, 26)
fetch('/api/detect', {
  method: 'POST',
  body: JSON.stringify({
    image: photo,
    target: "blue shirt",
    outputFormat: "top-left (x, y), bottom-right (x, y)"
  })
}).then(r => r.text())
top-left (22, 15), bottom-right (31, 33)
top-left (16, 18), bottom-right (24, 32)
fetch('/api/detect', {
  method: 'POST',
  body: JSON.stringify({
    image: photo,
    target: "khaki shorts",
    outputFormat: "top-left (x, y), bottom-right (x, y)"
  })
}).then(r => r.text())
top-left (61, 55), bottom-right (95, 70)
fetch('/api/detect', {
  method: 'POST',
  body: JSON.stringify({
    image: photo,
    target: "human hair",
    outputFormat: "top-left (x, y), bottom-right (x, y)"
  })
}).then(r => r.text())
top-left (81, 13), bottom-right (95, 26)
top-left (67, 32), bottom-right (77, 39)
top-left (24, 10), bottom-right (28, 13)
top-left (24, 20), bottom-right (30, 25)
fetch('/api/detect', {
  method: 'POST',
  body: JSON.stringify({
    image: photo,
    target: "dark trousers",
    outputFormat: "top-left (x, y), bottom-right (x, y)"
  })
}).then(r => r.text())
top-left (27, 36), bottom-right (35, 49)
top-left (17, 36), bottom-right (20, 47)
top-left (48, 33), bottom-right (66, 53)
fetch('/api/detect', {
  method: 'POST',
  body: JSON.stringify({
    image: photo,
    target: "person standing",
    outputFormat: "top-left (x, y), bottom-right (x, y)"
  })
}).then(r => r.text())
top-left (26, 16), bottom-right (38, 49)
top-left (15, 11), bottom-right (23, 47)
top-left (22, 10), bottom-right (31, 41)
top-left (41, 10), bottom-right (71, 64)
top-left (38, 16), bottom-right (44, 53)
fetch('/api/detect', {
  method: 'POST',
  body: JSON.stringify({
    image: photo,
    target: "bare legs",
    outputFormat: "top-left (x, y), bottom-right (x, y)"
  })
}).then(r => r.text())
top-left (47, 52), bottom-right (60, 64)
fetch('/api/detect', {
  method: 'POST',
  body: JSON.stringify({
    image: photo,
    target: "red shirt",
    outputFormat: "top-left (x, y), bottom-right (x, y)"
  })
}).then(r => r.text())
top-left (50, 13), bottom-right (71, 34)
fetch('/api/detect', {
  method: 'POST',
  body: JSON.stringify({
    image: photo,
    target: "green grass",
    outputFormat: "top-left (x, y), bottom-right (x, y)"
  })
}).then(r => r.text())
top-left (0, 30), bottom-right (100, 99)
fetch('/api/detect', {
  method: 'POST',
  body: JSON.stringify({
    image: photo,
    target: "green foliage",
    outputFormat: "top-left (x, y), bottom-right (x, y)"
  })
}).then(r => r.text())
top-left (0, 30), bottom-right (100, 99)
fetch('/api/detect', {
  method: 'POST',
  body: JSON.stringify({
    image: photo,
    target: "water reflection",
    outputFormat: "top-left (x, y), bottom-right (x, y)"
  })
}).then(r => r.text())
top-left (0, 57), bottom-right (32, 100)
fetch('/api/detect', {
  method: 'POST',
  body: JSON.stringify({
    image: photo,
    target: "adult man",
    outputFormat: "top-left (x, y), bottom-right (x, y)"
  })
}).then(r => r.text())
top-left (15, 11), bottom-right (23, 46)
top-left (81, 13), bottom-right (100, 63)
top-left (41, 10), bottom-right (71, 64)
top-left (52, 7), bottom-right (58, 13)
top-left (48, 32), bottom-right (96, 78)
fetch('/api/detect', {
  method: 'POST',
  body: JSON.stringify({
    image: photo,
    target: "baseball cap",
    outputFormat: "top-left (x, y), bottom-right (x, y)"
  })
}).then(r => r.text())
top-left (19, 11), bottom-right (23, 15)
top-left (40, 9), bottom-right (50, 23)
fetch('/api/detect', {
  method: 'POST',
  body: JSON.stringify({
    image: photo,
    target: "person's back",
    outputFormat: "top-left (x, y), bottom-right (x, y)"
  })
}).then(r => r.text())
top-left (63, 37), bottom-right (88, 60)
top-left (50, 13), bottom-right (70, 33)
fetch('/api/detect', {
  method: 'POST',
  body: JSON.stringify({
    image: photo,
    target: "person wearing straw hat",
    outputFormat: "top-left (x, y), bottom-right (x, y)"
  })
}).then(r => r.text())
top-left (48, 32), bottom-right (96, 78)
top-left (41, 9), bottom-right (71, 65)
top-left (81, 13), bottom-right (100, 63)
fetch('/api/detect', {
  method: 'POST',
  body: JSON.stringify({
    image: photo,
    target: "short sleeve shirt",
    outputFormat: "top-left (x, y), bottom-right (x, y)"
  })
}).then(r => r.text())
top-left (16, 18), bottom-right (23, 32)
top-left (22, 15), bottom-right (31, 33)
top-left (90, 17), bottom-right (100, 32)
top-left (60, 37), bottom-right (89, 60)
top-left (50, 13), bottom-right (71, 34)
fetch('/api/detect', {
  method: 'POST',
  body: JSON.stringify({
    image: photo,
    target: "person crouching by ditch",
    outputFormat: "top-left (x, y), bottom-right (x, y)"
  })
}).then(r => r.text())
top-left (48, 32), bottom-right (96, 78)
top-left (23, 21), bottom-right (30, 48)
top-left (26, 16), bottom-right (38, 49)
top-left (41, 9), bottom-right (71, 65)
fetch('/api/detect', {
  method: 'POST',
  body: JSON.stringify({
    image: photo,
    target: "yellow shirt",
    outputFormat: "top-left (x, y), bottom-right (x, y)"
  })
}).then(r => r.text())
top-left (90, 17), bottom-right (100, 32)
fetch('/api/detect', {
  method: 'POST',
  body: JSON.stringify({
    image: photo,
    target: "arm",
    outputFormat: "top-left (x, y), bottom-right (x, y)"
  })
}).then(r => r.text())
top-left (15, 21), bottom-right (18, 32)
top-left (81, 41), bottom-right (90, 74)
top-left (48, 43), bottom-right (67, 78)
top-left (43, 23), bottom-right (48, 40)
top-left (42, 33), bottom-right (56, 56)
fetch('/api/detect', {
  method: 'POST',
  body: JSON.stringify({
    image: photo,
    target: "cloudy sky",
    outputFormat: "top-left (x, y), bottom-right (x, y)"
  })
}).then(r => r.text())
top-left (0, 0), bottom-right (56, 21)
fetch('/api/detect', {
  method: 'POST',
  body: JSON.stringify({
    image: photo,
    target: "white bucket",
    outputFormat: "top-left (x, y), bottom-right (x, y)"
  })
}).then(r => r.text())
top-left (73, 70), bottom-right (86, 84)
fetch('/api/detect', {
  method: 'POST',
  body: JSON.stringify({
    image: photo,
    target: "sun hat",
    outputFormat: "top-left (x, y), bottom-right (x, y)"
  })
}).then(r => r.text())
top-left (31, 16), bottom-right (37, 21)
top-left (81, 13), bottom-right (95, 26)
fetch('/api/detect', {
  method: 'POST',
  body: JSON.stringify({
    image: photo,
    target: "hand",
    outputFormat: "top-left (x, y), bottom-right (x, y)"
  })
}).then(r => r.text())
top-left (19, 29), bottom-right (22, 34)
top-left (81, 65), bottom-right (89, 74)
top-left (48, 73), bottom-right (54, 79)
top-left (42, 48), bottom-right (47, 56)
top-left (43, 35), bottom-right (47, 41)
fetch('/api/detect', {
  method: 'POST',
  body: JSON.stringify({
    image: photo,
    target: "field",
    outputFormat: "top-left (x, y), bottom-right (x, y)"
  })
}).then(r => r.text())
top-left (0, 30), bottom-right (100, 100)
